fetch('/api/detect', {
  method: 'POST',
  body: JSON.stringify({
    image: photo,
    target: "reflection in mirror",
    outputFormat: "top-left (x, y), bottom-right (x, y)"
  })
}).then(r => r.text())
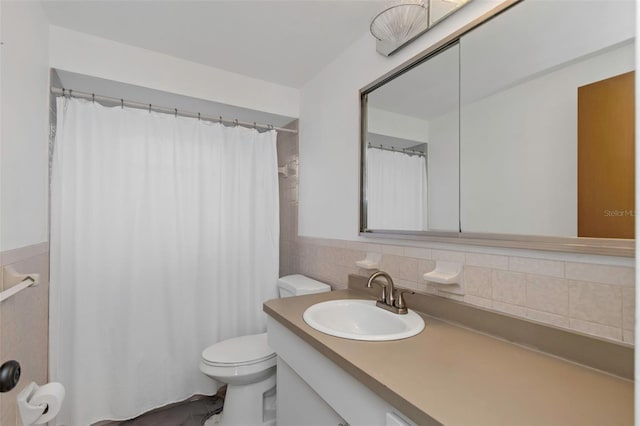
top-left (366, 138), bottom-right (428, 231)
top-left (364, 43), bottom-right (460, 232)
top-left (459, 0), bottom-right (635, 239)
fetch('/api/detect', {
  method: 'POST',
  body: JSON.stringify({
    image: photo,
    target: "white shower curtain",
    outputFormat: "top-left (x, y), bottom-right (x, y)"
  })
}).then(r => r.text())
top-left (366, 147), bottom-right (427, 230)
top-left (50, 98), bottom-right (279, 425)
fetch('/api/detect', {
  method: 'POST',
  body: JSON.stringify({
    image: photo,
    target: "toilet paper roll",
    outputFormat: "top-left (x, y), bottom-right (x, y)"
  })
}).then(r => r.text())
top-left (29, 382), bottom-right (66, 424)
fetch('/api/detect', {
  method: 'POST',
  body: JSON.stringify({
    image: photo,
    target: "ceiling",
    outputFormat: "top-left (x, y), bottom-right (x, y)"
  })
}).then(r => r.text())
top-left (41, 1), bottom-right (386, 89)
top-left (368, 42), bottom-right (459, 121)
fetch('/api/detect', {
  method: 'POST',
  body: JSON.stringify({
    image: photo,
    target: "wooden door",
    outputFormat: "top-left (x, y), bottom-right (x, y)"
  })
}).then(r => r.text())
top-left (578, 71), bottom-right (635, 239)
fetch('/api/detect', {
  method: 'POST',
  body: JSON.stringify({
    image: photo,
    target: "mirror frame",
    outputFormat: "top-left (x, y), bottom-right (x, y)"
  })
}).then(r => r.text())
top-left (359, 0), bottom-right (635, 257)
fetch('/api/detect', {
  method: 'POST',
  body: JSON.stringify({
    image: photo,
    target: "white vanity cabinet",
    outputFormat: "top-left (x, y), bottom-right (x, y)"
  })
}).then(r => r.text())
top-left (267, 317), bottom-right (420, 426)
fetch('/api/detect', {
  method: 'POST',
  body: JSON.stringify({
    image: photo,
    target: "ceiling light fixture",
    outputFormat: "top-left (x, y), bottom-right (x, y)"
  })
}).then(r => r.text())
top-left (371, 0), bottom-right (473, 56)
top-left (369, 0), bottom-right (428, 44)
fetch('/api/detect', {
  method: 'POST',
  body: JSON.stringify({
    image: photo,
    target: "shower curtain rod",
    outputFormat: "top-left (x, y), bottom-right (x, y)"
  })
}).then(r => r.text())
top-left (368, 143), bottom-right (426, 157)
top-left (50, 87), bottom-right (298, 134)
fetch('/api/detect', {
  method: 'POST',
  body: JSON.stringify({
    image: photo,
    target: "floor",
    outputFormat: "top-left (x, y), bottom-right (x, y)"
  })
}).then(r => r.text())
top-left (99, 395), bottom-right (224, 426)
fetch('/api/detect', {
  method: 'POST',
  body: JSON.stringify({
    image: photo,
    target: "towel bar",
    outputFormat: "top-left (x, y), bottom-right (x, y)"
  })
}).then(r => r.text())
top-left (0, 267), bottom-right (40, 303)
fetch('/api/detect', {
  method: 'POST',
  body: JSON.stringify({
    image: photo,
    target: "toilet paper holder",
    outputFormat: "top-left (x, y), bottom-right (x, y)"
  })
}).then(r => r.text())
top-left (17, 381), bottom-right (66, 425)
top-left (17, 382), bottom-right (48, 425)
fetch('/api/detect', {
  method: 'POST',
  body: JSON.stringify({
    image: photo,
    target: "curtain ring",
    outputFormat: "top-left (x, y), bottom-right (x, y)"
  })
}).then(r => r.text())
top-left (148, 104), bottom-right (152, 113)
top-left (175, 108), bottom-right (178, 118)
top-left (69, 89), bottom-right (73, 98)
top-left (253, 122), bottom-right (257, 129)
top-left (121, 99), bottom-right (124, 109)
top-left (92, 93), bottom-right (95, 103)
top-left (62, 88), bottom-right (66, 97)
top-left (219, 115), bottom-right (223, 124)
top-left (234, 119), bottom-right (238, 127)
top-left (198, 112), bottom-right (201, 121)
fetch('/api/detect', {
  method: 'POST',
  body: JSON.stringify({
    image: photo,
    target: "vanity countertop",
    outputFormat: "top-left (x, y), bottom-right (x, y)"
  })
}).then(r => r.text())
top-left (264, 289), bottom-right (633, 426)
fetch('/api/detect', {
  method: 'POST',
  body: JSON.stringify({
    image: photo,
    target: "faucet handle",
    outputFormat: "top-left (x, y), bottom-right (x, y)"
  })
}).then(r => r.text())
top-left (367, 280), bottom-right (387, 303)
top-left (395, 290), bottom-right (415, 310)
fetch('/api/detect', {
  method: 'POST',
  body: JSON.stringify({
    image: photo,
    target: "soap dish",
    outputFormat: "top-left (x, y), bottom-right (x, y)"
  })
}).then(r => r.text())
top-left (423, 261), bottom-right (462, 284)
top-left (355, 252), bottom-right (382, 270)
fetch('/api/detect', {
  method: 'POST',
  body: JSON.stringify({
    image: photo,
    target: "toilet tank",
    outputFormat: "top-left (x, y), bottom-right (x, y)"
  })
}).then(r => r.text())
top-left (277, 274), bottom-right (330, 298)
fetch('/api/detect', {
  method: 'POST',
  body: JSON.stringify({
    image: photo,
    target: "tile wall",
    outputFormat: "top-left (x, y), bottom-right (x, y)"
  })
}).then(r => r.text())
top-left (0, 243), bottom-right (50, 425)
top-left (290, 238), bottom-right (635, 344)
top-left (276, 125), bottom-right (635, 345)
top-left (277, 120), bottom-right (299, 278)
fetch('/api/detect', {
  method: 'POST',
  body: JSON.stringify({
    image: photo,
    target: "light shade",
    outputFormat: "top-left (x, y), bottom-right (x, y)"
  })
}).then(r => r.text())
top-left (370, 1), bottom-right (428, 43)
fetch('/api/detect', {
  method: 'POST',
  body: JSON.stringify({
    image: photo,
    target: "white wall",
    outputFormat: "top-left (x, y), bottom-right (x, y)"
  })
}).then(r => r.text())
top-left (298, 0), bottom-right (504, 240)
top-left (460, 41), bottom-right (635, 237)
top-left (427, 110), bottom-right (459, 231)
top-left (1, 1), bottom-right (50, 251)
top-left (461, 0), bottom-right (635, 106)
top-left (49, 26), bottom-right (300, 118)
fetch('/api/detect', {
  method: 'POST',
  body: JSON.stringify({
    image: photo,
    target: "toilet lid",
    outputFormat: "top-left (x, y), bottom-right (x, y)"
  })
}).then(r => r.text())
top-left (202, 333), bottom-right (275, 366)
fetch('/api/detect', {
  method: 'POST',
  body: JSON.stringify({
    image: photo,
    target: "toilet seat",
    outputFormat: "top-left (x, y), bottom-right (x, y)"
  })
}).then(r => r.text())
top-left (202, 333), bottom-right (276, 367)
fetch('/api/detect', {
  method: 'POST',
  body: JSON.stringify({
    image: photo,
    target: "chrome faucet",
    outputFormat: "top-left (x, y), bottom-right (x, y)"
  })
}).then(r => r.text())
top-left (366, 271), bottom-right (414, 315)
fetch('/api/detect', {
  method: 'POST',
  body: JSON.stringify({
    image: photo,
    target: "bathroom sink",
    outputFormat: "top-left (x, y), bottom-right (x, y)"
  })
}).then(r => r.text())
top-left (302, 299), bottom-right (425, 341)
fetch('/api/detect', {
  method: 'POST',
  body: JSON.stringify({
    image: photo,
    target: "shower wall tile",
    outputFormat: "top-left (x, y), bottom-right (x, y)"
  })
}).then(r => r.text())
top-left (285, 234), bottom-right (635, 344)
top-left (0, 246), bottom-right (49, 426)
top-left (277, 120), bottom-right (299, 278)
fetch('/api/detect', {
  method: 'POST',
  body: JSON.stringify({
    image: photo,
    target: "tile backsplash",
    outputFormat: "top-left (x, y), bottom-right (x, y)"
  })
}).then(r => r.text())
top-left (277, 120), bottom-right (299, 278)
top-left (290, 237), bottom-right (635, 344)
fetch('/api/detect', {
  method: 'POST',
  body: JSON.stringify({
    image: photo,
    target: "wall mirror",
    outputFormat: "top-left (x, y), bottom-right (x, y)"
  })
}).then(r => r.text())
top-left (360, 0), bottom-right (636, 255)
top-left (363, 42), bottom-right (460, 233)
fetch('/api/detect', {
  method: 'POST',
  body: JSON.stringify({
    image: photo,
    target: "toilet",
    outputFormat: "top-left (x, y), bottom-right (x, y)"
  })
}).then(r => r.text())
top-left (200, 274), bottom-right (331, 426)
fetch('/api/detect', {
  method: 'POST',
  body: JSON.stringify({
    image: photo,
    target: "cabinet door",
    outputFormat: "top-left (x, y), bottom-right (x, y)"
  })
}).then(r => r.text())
top-left (277, 358), bottom-right (347, 426)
